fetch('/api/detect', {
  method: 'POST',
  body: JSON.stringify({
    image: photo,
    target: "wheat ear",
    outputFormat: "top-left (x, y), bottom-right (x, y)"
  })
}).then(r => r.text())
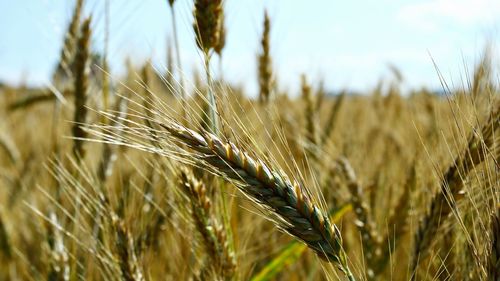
top-left (112, 215), bottom-right (145, 281)
top-left (193, 0), bottom-right (223, 134)
top-left (53, 0), bottom-right (83, 83)
top-left (214, 9), bottom-right (226, 57)
top-left (193, 0), bottom-right (222, 54)
top-left (178, 169), bottom-right (236, 280)
top-left (258, 10), bottom-right (272, 104)
top-left (321, 92), bottom-right (345, 146)
top-left (72, 16), bottom-right (91, 161)
top-left (301, 74), bottom-right (318, 150)
top-left (158, 121), bottom-right (355, 280)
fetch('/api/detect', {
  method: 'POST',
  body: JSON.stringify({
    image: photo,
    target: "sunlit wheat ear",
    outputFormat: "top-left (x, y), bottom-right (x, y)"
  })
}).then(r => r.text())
top-left (150, 121), bottom-right (355, 279)
top-left (193, 0), bottom-right (222, 54)
top-left (89, 101), bottom-right (352, 277)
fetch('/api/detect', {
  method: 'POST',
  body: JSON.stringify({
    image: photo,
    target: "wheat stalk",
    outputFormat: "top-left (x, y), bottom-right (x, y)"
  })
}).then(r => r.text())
top-left (166, 0), bottom-right (188, 122)
top-left (165, 41), bottom-right (176, 97)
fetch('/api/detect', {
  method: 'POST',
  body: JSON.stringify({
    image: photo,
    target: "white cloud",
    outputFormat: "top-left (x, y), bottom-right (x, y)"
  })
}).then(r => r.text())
top-left (398, 0), bottom-right (500, 31)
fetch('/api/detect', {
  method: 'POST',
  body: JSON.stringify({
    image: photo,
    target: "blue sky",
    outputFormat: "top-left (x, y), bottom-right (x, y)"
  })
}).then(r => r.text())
top-left (1, 0), bottom-right (500, 95)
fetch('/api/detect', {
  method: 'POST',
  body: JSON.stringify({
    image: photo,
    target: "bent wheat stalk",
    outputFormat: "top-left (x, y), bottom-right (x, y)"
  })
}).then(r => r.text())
top-left (158, 121), bottom-right (355, 280)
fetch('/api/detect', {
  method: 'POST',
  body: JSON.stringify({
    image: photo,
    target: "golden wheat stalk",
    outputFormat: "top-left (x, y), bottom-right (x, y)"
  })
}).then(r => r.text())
top-left (166, 0), bottom-right (188, 123)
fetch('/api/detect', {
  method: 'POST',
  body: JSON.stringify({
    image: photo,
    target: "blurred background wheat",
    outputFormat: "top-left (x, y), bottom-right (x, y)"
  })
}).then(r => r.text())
top-left (0, 1), bottom-right (498, 280)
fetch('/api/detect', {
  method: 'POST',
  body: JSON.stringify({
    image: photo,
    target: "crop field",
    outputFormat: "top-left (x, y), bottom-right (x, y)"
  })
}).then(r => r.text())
top-left (0, 1), bottom-right (498, 280)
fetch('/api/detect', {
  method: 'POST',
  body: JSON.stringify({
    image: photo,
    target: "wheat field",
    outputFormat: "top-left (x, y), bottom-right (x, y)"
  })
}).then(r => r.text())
top-left (0, 1), bottom-right (498, 280)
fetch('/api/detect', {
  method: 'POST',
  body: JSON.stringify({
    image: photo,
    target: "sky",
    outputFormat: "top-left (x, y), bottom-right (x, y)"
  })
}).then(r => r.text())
top-left (1, 0), bottom-right (500, 96)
